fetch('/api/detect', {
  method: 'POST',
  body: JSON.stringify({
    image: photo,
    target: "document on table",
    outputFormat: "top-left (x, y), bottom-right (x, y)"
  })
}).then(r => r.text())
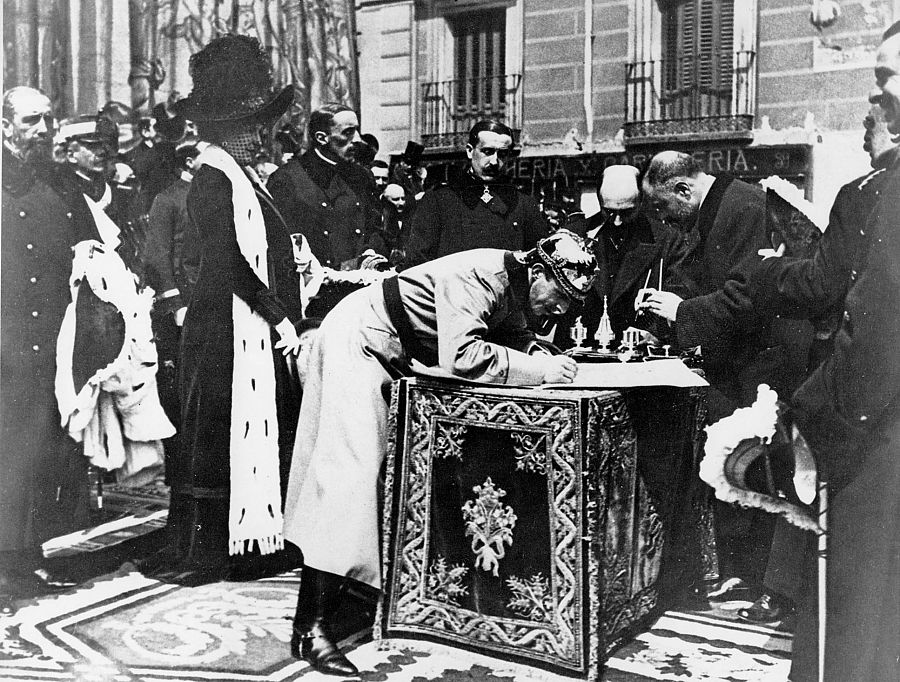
top-left (543, 359), bottom-right (708, 388)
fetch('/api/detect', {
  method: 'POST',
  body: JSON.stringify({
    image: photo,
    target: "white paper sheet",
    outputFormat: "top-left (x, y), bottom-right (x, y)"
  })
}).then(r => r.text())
top-left (542, 359), bottom-right (708, 388)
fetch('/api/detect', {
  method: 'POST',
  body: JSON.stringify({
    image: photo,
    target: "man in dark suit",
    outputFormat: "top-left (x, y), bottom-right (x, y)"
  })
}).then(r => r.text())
top-left (640, 151), bottom-right (809, 601)
top-left (554, 164), bottom-right (694, 349)
top-left (267, 103), bottom-right (385, 272)
top-left (404, 119), bottom-right (549, 268)
top-left (1, 87), bottom-right (100, 605)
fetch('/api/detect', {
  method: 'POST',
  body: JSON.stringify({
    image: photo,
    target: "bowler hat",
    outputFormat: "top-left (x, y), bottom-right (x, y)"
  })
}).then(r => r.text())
top-left (173, 34), bottom-right (293, 124)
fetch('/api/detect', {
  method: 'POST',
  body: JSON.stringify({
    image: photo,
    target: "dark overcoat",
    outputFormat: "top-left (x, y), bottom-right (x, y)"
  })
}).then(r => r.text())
top-left (0, 153), bottom-right (98, 552)
top-left (144, 176), bottom-right (200, 312)
top-left (403, 171), bottom-right (549, 268)
top-left (677, 176), bottom-right (805, 413)
top-left (555, 213), bottom-right (696, 348)
top-left (787, 164), bottom-right (900, 682)
top-left (171, 162), bottom-right (303, 569)
top-left (267, 149), bottom-right (380, 269)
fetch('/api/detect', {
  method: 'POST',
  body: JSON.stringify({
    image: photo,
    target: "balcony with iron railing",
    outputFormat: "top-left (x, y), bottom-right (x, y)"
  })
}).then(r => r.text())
top-left (624, 51), bottom-right (756, 144)
top-left (420, 74), bottom-right (523, 150)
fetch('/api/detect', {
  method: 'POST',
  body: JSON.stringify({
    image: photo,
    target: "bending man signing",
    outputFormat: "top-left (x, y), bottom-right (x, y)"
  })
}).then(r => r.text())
top-left (283, 230), bottom-right (597, 675)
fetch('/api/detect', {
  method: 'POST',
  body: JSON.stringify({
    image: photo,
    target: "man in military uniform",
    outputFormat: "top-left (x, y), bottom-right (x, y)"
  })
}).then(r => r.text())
top-left (403, 119), bottom-right (549, 269)
top-left (268, 103), bottom-right (384, 272)
top-left (753, 23), bottom-right (900, 681)
top-left (741, 104), bottom-right (899, 626)
top-left (57, 112), bottom-right (147, 277)
top-left (0, 87), bottom-right (99, 605)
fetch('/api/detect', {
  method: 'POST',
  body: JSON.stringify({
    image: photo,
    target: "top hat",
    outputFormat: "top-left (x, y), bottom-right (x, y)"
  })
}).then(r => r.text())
top-left (532, 229), bottom-right (598, 302)
top-left (401, 140), bottom-right (425, 166)
top-left (173, 34), bottom-right (293, 124)
top-left (152, 102), bottom-right (187, 141)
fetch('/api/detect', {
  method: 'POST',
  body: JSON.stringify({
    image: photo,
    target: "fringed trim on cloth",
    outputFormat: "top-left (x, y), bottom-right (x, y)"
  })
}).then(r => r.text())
top-left (55, 240), bottom-right (174, 472)
top-left (700, 384), bottom-right (821, 533)
top-left (195, 145), bottom-right (284, 556)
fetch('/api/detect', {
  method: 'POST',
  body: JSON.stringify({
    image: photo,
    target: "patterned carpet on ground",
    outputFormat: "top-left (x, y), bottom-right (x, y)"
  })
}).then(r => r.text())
top-left (0, 564), bottom-right (793, 682)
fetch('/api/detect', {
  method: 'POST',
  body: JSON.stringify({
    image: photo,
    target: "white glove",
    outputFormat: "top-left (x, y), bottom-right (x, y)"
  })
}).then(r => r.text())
top-left (758, 243), bottom-right (786, 260)
top-left (274, 318), bottom-right (301, 356)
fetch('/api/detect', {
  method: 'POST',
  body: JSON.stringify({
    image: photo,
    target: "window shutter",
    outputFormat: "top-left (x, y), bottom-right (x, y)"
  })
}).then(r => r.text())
top-left (663, 0), bottom-right (734, 117)
top-left (452, 9), bottom-right (506, 118)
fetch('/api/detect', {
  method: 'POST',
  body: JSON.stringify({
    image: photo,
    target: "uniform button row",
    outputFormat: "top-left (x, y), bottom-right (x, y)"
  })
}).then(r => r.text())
top-left (30, 276), bottom-right (37, 283)
top-left (26, 243), bottom-right (33, 250)
top-left (32, 345), bottom-right (40, 352)
top-left (31, 311), bottom-right (39, 318)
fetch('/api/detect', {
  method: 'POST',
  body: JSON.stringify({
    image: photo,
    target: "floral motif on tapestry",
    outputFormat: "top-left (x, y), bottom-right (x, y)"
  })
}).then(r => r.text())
top-left (461, 478), bottom-right (517, 577)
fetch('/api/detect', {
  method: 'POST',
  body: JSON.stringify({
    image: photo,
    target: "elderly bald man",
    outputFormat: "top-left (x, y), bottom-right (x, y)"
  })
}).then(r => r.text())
top-left (639, 150), bottom-right (813, 603)
top-left (555, 164), bottom-right (695, 349)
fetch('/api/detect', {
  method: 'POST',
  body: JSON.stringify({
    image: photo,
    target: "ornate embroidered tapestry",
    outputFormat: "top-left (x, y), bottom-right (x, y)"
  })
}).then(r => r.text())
top-left (377, 378), bottom-right (709, 680)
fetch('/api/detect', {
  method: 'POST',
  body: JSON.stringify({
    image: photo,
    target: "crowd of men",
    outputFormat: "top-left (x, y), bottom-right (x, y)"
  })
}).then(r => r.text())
top-left (2, 23), bottom-right (898, 682)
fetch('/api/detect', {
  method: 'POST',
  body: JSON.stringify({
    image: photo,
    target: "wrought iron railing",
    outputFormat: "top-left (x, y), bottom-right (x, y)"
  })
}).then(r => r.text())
top-left (420, 74), bottom-right (523, 150)
top-left (624, 51), bottom-right (756, 144)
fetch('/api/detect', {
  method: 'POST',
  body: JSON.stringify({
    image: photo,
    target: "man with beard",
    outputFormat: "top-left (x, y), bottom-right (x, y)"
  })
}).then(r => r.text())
top-left (0, 87), bottom-right (100, 607)
top-left (268, 103), bottom-right (385, 272)
top-left (403, 119), bottom-right (549, 268)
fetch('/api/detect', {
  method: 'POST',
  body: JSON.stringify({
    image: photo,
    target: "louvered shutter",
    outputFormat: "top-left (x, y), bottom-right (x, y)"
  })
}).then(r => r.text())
top-left (452, 10), bottom-right (506, 124)
top-left (662, 0), bottom-right (734, 119)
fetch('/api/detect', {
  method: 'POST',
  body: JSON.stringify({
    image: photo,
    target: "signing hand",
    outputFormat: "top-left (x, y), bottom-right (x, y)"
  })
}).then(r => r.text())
top-left (638, 290), bottom-right (683, 322)
top-left (541, 355), bottom-right (578, 384)
top-left (274, 318), bottom-right (301, 356)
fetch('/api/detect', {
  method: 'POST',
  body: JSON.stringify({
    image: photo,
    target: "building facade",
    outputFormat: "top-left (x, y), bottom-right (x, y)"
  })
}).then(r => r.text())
top-left (356, 0), bottom-right (900, 211)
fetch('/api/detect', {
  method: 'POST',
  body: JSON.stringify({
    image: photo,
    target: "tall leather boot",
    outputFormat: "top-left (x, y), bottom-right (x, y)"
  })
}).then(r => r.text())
top-left (290, 566), bottom-right (359, 676)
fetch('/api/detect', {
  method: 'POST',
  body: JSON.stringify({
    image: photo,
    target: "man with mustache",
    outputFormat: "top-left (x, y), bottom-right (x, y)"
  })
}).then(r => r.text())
top-left (268, 103), bottom-right (386, 275)
top-left (0, 87), bottom-right (101, 607)
top-left (403, 119), bottom-right (549, 269)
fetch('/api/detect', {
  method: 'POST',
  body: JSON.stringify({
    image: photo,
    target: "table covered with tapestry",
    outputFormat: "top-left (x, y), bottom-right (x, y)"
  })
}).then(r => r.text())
top-left (376, 376), bottom-right (713, 680)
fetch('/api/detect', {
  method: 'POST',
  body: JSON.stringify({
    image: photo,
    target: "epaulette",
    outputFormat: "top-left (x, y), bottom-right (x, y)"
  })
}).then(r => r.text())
top-left (856, 167), bottom-right (885, 191)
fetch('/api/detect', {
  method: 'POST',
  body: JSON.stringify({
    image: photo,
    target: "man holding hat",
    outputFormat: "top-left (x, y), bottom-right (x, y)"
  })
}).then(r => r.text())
top-left (404, 119), bottom-right (549, 269)
top-left (282, 230), bottom-right (596, 675)
top-left (556, 164), bottom-right (694, 348)
top-left (160, 34), bottom-right (305, 584)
